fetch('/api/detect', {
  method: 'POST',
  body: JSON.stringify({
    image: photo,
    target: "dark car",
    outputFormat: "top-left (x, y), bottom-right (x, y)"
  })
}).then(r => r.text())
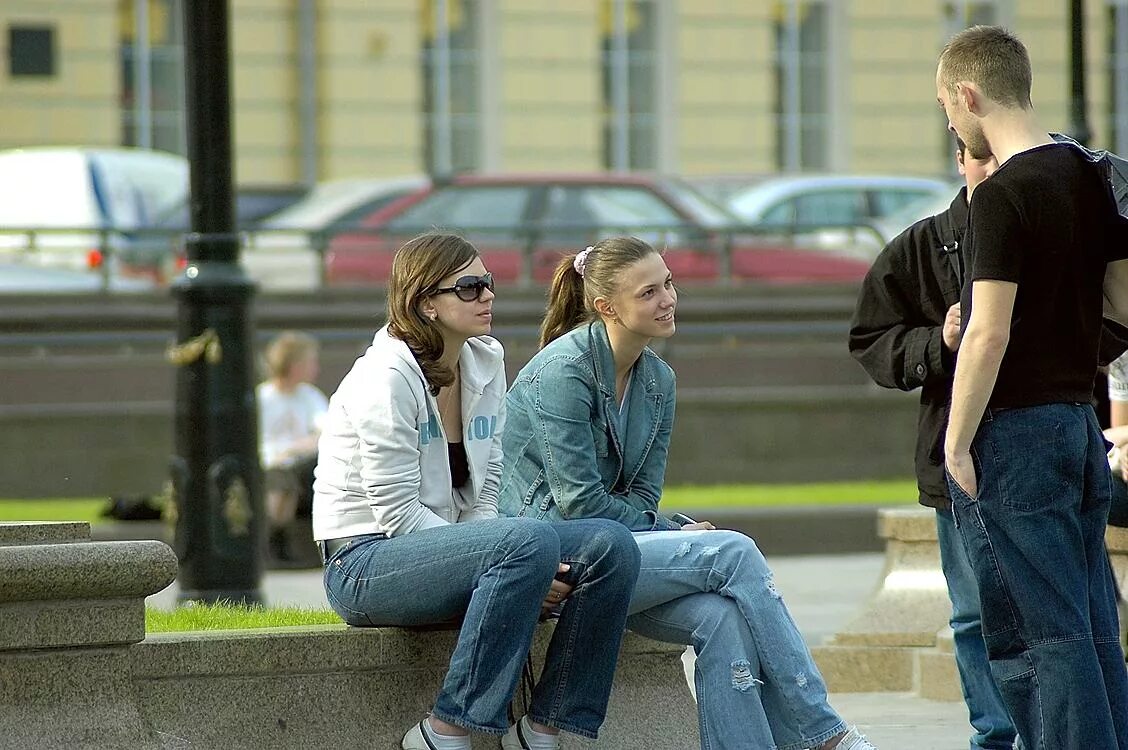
top-left (119, 184), bottom-right (309, 283)
top-left (324, 174), bottom-right (872, 286)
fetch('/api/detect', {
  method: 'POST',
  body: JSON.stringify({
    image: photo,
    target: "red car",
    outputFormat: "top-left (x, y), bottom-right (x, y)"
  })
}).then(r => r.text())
top-left (324, 174), bottom-right (871, 286)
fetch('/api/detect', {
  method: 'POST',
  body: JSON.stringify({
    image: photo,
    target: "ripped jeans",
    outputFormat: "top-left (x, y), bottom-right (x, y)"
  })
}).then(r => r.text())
top-left (627, 530), bottom-right (846, 750)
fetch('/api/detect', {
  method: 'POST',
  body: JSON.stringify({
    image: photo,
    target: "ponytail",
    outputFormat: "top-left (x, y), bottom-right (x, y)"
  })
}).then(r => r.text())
top-left (539, 252), bottom-right (588, 348)
top-left (538, 237), bottom-right (659, 349)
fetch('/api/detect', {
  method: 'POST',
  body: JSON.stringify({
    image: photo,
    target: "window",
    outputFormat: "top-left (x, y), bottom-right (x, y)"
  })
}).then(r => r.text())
top-left (9, 25), bottom-right (56, 77)
top-left (120, 0), bottom-right (186, 155)
top-left (774, 1), bottom-right (831, 171)
top-left (386, 186), bottom-right (530, 241)
top-left (600, 0), bottom-right (661, 171)
top-left (421, 0), bottom-right (483, 177)
top-left (792, 191), bottom-right (866, 226)
top-left (871, 188), bottom-right (941, 217)
top-left (541, 185), bottom-right (687, 247)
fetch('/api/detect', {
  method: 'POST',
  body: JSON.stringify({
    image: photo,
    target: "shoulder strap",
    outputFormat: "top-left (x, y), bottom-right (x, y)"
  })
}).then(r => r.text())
top-left (928, 214), bottom-right (963, 286)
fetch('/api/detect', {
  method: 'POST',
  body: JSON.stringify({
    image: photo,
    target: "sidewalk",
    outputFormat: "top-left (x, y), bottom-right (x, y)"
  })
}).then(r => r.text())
top-left (147, 553), bottom-right (978, 749)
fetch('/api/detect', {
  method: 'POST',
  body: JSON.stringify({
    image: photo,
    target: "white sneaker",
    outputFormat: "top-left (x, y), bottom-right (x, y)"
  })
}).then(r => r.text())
top-left (501, 716), bottom-right (560, 750)
top-left (833, 725), bottom-right (877, 750)
top-left (402, 718), bottom-right (471, 750)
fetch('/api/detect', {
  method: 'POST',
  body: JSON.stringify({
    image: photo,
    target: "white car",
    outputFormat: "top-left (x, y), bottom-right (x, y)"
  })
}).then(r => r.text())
top-left (725, 174), bottom-right (951, 260)
top-left (242, 176), bottom-right (428, 291)
top-left (727, 174), bottom-right (951, 227)
top-left (0, 147), bottom-right (187, 276)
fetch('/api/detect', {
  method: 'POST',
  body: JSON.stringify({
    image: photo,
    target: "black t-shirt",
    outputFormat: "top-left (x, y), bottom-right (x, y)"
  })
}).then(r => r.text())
top-left (961, 143), bottom-right (1112, 409)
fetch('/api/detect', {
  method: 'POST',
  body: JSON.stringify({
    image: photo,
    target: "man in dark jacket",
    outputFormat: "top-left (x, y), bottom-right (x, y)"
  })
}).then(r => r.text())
top-left (849, 138), bottom-right (1017, 750)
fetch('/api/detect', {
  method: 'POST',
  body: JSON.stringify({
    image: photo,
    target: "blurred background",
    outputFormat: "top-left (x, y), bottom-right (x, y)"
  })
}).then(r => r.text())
top-left (0, 0), bottom-right (1124, 508)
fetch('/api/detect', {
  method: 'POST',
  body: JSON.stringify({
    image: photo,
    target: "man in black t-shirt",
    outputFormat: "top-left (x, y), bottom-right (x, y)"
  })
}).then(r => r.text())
top-left (850, 139), bottom-right (1018, 750)
top-left (937, 26), bottom-right (1128, 750)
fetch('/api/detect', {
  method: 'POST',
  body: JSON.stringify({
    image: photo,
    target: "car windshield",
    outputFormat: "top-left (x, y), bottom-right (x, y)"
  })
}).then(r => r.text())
top-left (659, 178), bottom-right (735, 228)
top-left (386, 185), bottom-right (530, 239)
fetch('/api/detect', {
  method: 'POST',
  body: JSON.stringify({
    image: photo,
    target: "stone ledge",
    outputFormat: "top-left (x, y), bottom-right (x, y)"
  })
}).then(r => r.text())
top-left (0, 521), bottom-right (90, 545)
top-left (133, 626), bottom-right (698, 749)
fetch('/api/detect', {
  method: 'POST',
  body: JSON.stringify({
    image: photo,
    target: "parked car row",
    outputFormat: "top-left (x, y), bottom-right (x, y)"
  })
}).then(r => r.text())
top-left (0, 147), bottom-right (952, 292)
top-left (317, 174), bottom-right (877, 287)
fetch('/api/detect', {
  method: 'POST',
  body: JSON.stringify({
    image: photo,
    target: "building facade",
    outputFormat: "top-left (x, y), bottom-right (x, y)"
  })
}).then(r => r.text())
top-left (1, 0), bottom-right (1125, 185)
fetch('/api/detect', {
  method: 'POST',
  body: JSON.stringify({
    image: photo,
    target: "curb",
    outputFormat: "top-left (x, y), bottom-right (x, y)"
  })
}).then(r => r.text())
top-left (672, 504), bottom-right (887, 556)
top-left (91, 504), bottom-right (896, 563)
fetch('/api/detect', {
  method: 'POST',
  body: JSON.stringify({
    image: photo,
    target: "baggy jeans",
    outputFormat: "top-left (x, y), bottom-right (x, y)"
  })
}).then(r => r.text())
top-left (947, 403), bottom-right (1128, 750)
top-left (322, 517), bottom-right (641, 739)
top-left (625, 529), bottom-right (846, 750)
top-left (936, 508), bottom-right (1019, 750)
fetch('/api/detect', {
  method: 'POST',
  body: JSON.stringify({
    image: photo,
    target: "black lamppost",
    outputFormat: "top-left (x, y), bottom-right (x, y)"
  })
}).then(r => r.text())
top-left (167, 0), bottom-right (263, 604)
top-left (1070, 0), bottom-right (1093, 146)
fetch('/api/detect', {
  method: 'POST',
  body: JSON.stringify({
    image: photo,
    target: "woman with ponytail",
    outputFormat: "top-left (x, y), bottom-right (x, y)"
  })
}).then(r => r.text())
top-left (499, 237), bottom-right (877, 750)
top-left (313, 232), bottom-right (640, 750)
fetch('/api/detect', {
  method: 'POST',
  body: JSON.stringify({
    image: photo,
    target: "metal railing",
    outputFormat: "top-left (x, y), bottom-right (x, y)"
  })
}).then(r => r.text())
top-left (0, 220), bottom-right (887, 294)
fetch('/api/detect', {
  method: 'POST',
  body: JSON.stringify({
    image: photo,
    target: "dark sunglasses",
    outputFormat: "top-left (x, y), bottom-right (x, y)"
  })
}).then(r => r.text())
top-left (430, 272), bottom-right (494, 302)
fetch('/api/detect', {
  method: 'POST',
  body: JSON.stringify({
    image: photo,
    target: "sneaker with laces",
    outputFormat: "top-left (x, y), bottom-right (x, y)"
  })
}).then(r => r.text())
top-left (833, 725), bottom-right (877, 750)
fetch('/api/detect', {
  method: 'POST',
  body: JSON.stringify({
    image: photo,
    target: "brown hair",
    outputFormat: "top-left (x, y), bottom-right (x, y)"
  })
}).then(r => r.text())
top-left (264, 331), bottom-right (319, 380)
top-left (939, 25), bottom-right (1032, 109)
top-left (539, 236), bottom-right (660, 348)
top-left (386, 232), bottom-right (479, 392)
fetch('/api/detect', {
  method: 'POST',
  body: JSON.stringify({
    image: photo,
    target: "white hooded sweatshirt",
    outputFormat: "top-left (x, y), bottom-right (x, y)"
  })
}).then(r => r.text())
top-left (312, 326), bottom-right (506, 540)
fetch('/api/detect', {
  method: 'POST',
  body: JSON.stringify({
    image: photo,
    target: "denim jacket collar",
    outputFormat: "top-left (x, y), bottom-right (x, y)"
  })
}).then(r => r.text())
top-left (585, 320), bottom-right (664, 487)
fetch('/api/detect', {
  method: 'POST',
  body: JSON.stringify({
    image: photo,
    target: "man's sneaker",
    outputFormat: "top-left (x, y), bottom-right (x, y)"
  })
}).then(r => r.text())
top-left (401, 718), bottom-right (470, 750)
top-left (834, 725), bottom-right (878, 750)
top-left (501, 716), bottom-right (560, 750)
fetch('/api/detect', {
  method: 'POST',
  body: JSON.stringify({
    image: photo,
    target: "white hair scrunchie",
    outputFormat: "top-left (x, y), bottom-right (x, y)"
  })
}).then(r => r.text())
top-left (573, 246), bottom-right (594, 277)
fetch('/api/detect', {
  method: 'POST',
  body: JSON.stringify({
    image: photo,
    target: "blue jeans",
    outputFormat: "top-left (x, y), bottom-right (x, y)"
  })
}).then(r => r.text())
top-left (322, 517), bottom-right (640, 739)
top-left (624, 529), bottom-right (846, 750)
top-left (936, 508), bottom-right (1018, 750)
top-left (947, 403), bottom-right (1128, 750)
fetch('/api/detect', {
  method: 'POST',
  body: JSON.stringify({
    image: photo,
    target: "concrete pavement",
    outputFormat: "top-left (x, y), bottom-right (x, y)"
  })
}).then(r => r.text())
top-left (148, 553), bottom-right (980, 749)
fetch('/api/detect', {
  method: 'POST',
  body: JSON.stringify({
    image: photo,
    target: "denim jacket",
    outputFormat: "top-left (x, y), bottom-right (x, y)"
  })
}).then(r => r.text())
top-left (498, 321), bottom-right (682, 532)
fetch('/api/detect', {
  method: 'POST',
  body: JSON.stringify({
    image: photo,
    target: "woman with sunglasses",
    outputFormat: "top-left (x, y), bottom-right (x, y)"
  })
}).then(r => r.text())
top-left (312, 233), bottom-right (640, 750)
top-left (498, 237), bottom-right (877, 750)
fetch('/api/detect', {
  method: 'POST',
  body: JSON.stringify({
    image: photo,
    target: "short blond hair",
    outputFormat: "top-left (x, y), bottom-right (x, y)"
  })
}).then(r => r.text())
top-left (264, 331), bottom-right (319, 380)
top-left (939, 25), bottom-right (1032, 109)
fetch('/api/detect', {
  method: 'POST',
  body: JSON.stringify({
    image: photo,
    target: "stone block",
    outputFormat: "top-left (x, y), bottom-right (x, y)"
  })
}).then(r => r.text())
top-left (916, 649), bottom-right (963, 702)
top-left (0, 539), bottom-right (177, 650)
top-left (133, 626), bottom-right (697, 749)
top-left (810, 644), bottom-right (916, 692)
top-left (916, 627), bottom-right (961, 702)
top-left (0, 647), bottom-right (160, 748)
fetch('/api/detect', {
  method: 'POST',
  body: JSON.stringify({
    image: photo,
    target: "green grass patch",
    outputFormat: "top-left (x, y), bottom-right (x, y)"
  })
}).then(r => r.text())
top-left (0, 480), bottom-right (918, 525)
top-left (146, 603), bottom-right (342, 633)
top-left (0, 498), bottom-right (107, 523)
top-left (660, 479), bottom-right (918, 509)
